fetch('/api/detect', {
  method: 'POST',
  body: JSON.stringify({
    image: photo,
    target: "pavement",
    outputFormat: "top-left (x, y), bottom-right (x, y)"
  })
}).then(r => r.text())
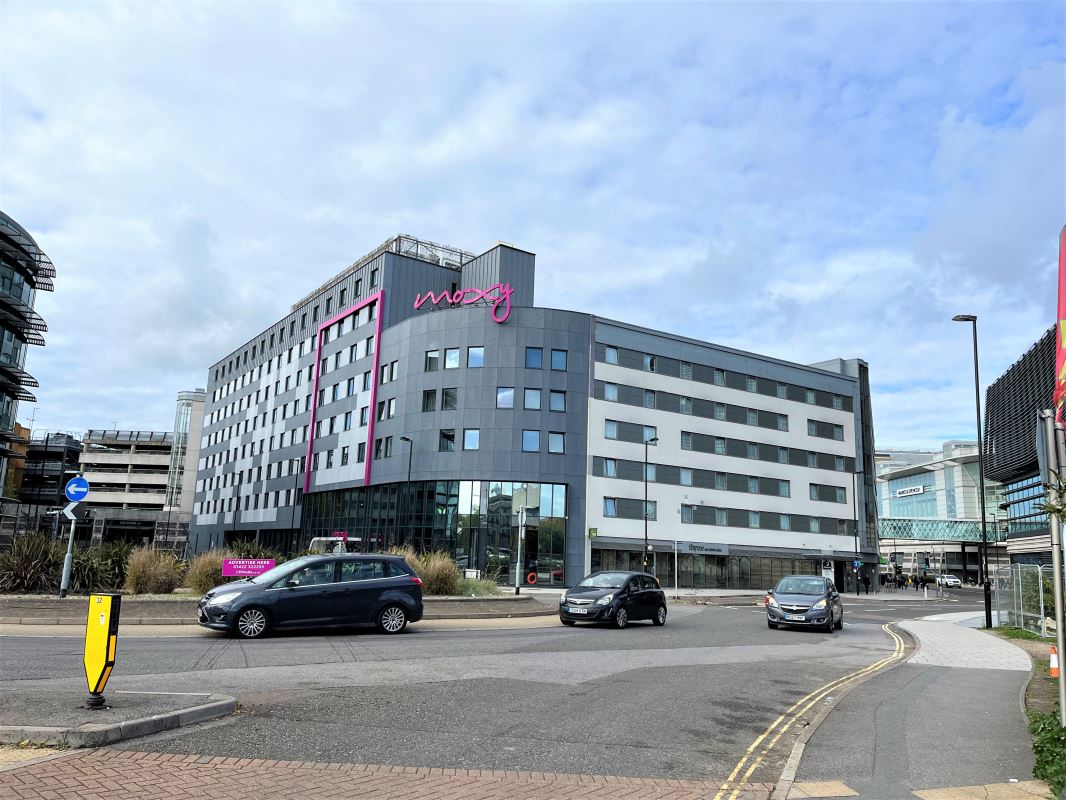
top-left (791, 609), bottom-right (1047, 800)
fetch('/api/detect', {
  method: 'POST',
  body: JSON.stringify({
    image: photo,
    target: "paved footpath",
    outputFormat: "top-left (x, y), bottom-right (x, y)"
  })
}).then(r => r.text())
top-left (0, 749), bottom-right (774, 799)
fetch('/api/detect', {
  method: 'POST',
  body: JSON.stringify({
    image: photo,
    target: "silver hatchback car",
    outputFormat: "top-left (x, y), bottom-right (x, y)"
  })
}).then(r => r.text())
top-left (766, 575), bottom-right (843, 632)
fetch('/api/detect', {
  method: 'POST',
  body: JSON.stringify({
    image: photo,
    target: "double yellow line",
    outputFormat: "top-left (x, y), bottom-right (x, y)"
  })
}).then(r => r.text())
top-left (713, 623), bottom-right (906, 800)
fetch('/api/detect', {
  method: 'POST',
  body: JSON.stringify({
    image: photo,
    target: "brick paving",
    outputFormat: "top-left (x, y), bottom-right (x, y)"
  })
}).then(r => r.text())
top-left (0, 749), bottom-right (773, 799)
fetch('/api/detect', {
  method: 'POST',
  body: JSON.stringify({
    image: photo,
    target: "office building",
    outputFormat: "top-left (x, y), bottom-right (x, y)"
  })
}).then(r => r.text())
top-left (190, 235), bottom-right (878, 589)
top-left (984, 326), bottom-right (1056, 565)
top-left (18, 432), bottom-right (82, 535)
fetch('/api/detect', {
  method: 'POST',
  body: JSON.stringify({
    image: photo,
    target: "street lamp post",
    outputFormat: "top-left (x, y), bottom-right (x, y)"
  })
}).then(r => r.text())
top-left (853, 469), bottom-right (864, 596)
top-left (953, 314), bottom-right (993, 628)
top-left (643, 435), bottom-right (658, 573)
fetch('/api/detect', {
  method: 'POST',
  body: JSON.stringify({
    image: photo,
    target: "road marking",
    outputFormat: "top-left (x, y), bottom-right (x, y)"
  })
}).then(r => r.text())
top-left (713, 623), bottom-right (906, 800)
top-left (788, 781), bottom-right (859, 797)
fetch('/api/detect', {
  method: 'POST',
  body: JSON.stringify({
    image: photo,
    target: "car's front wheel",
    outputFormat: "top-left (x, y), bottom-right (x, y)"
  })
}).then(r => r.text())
top-left (824, 610), bottom-right (835, 633)
top-left (835, 610), bottom-right (844, 630)
top-left (767, 617), bottom-right (778, 629)
top-left (614, 606), bottom-right (629, 629)
top-left (377, 604), bottom-right (408, 634)
top-left (652, 605), bottom-right (667, 626)
top-left (234, 607), bottom-right (269, 639)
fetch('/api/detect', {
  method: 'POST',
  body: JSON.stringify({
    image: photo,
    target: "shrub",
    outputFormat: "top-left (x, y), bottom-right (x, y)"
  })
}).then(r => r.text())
top-left (458, 577), bottom-right (501, 597)
top-left (96, 541), bottom-right (133, 589)
top-left (387, 545), bottom-right (422, 577)
top-left (1028, 706), bottom-right (1066, 797)
top-left (419, 551), bottom-right (461, 596)
top-left (184, 550), bottom-right (228, 594)
top-left (226, 541), bottom-right (285, 563)
top-left (124, 547), bottom-right (183, 595)
top-left (0, 534), bottom-right (61, 593)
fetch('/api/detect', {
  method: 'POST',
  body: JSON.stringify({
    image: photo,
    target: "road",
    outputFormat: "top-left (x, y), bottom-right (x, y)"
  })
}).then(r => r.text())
top-left (0, 594), bottom-right (948, 784)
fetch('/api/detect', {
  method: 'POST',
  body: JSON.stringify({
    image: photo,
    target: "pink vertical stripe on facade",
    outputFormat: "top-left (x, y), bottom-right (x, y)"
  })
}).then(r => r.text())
top-left (303, 290), bottom-right (385, 494)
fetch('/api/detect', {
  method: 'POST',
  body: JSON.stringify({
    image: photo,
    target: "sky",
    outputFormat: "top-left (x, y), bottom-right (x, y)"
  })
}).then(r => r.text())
top-left (1, 0), bottom-right (1063, 449)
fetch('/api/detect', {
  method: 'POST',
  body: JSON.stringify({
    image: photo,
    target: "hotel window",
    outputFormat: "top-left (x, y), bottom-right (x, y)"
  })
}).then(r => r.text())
top-left (605, 346), bottom-right (618, 365)
top-left (343, 412), bottom-right (352, 431)
top-left (805, 389), bottom-right (816, 404)
top-left (714, 402), bottom-right (726, 421)
top-left (681, 505), bottom-right (694, 523)
top-left (644, 501), bottom-right (657, 520)
top-left (326, 450), bottom-right (334, 469)
top-left (328, 416), bottom-right (337, 434)
top-left (780, 514), bottom-right (791, 531)
top-left (347, 377), bottom-right (355, 396)
top-left (423, 390), bottom-right (437, 412)
top-left (374, 439), bottom-right (383, 459)
top-left (444, 348), bottom-right (460, 369)
top-left (442, 388), bottom-right (458, 410)
top-left (467, 346), bottom-right (485, 368)
top-left (497, 387), bottom-right (514, 409)
top-left (777, 382), bottom-right (788, 399)
top-left (369, 268), bottom-right (378, 287)
top-left (715, 508), bottom-right (727, 525)
top-left (365, 335), bottom-right (374, 354)
top-left (603, 498), bottom-right (618, 517)
top-left (807, 420), bottom-right (817, 436)
top-left (713, 368), bottom-right (726, 386)
top-left (354, 278), bottom-right (362, 295)
top-left (603, 458), bottom-right (617, 477)
top-left (524, 389), bottom-right (542, 410)
top-left (749, 511), bottom-right (760, 528)
top-left (714, 438), bottom-right (726, 455)
top-left (439, 429), bottom-right (455, 452)
top-left (605, 420), bottom-right (619, 440)
top-left (525, 347), bottom-right (543, 369)
top-left (642, 354), bottom-right (655, 372)
top-left (835, 456), bottom-right (846, 471)
top-left (779, 480), bottom-right (791, 497)
top-left (522, 430), bottom-right (540, 452)
top-left (339, 288), bottom-right (346, 306)
top-left (325, 297), bottom-right (332, 314)
top-left (549, 391), bottom-right (566, 412)
top-left (745, 376), bottom-right (757, 392)
top-left (680, 396), bottom-right (693, 415)
top-left (332, 384), bottom-right (340, 402)
top-left (643, 425), bottom-right (656, 442)
top-left (681, 431), bottom-right (693, 450)
top-left (832, 395), bottom-right (844, 410)
top-left (379, 364), bottom-right (389, 384)
top-left (548, 432), bottom-right (565, 454)
top-left (715, 473), bottom-right (727, 490)
top-left (357, 442), bottom-right (366, 463)
top-left (645, 463), bottom-right (656, 481)
top-left (777, 416), bottom-right (789, 432)
top-left (680, 468), bottom-right (693, 486)
top-left (747, 442), bottom-right (758, 459)
top-left (643, 390), bottom-right (655, 409)
top-left (312, 305), bottom-right (319, 322)
top-left (680, 361), bottom-right (692, 380)
top-left (463, 429), bottom-right (480, 450)
top-left (809, 517), bottom-right (820, 533)
top-left (551, 349), bottom-right (567, 371)
top-left (360, 407), bottom-right (369, 426)
top-left (604, 383), bottom-right (618, 402)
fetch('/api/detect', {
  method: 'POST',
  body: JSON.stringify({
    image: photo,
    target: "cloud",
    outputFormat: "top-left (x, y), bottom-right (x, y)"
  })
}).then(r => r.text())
top-left (1, 0), bottom-right (1063, 449)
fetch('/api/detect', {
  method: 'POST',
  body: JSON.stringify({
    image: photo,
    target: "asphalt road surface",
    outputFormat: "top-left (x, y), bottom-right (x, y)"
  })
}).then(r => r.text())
top-left (0, 595), bottom-right (957, 783)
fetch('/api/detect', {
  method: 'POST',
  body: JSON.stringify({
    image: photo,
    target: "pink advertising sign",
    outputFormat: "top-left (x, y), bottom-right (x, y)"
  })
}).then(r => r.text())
top-left (413, 283), bottom-right (513, 323)
top-left (222, 558), bottom-right (275, 577)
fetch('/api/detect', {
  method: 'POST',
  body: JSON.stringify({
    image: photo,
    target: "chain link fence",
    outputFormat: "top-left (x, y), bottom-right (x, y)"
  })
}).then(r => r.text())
top-left (993, 564), bottom-right (1063, 638)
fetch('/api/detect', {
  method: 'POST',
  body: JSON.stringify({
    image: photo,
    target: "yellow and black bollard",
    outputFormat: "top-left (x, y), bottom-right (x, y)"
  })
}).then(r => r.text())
top-left (83, 594), bottom-right (121, 709)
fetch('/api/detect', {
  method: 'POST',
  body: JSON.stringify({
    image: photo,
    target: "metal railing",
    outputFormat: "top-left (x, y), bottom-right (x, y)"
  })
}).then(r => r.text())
top-left (993, 564), bottom-right (1063, 638)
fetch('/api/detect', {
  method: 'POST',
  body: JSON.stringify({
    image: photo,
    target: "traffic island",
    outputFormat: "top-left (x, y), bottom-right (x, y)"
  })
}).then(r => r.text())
top-left (0, 689), bottom-right (236, 748)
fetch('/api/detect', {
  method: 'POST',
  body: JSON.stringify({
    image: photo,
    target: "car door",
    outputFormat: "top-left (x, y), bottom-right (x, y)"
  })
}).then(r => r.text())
top-left (273, 559), bottom-right (340, 627)
top-left (623, 576), bottom-right (645, 619)
top-left (826, 580), bottom-right (841, 622)
top-left (642, 575), bottom-right (663, 617)
top-left (337, 558), bottom-right (388, 624)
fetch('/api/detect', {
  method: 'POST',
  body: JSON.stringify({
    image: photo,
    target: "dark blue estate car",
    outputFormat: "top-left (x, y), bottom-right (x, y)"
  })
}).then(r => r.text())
top-left (197, 554), bottom-right (424, 638)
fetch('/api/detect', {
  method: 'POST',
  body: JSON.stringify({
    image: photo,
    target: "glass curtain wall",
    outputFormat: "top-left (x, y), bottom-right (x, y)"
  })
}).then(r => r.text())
top-left (592, 549), bottom-right (819, 590)
top-left (304, 479), bottom-right (568, 586)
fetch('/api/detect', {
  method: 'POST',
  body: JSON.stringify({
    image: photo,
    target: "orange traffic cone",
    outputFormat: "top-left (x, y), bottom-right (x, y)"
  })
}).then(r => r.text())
top-left (1051, 646), bottom-right (1060, 679)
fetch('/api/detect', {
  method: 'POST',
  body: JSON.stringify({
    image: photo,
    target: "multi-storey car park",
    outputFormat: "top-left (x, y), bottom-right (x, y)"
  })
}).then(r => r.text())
top-left (189, 235), bottom-right (878, 590)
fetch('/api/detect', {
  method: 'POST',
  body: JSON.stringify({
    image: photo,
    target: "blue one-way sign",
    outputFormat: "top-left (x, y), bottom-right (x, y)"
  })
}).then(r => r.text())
top-left (64, 477), bottom-right (90, 502)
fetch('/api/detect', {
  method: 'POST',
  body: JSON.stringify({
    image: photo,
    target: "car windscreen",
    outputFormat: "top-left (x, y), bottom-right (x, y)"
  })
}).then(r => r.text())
top-left (775, 577), bottom-right (826, 595)
top-left (247, 556), bottom-right (316, 585)
top-left (576, 572), bottom-right (629, 589)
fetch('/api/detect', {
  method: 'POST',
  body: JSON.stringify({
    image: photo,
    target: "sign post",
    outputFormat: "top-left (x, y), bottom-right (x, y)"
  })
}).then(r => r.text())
top-left (1038, 410), bottom-right (1066, 727)
top-left (84, 593), bottom-right (120, 708)
top-left (59, 477), bottom-right (90, 598)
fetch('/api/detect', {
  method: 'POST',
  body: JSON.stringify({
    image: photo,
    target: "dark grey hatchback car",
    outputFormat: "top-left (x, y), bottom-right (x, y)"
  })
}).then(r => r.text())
top-left (197, 554), bottom-right (424, 638)
top-left (559, 571), bottom-right (667, 628)
top-left (766, 575), bottom-right (843, 632)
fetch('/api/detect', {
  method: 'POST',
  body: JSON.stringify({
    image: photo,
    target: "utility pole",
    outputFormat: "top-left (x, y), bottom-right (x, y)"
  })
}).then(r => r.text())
top-left (1039, 410), bottom-right (1066, 726)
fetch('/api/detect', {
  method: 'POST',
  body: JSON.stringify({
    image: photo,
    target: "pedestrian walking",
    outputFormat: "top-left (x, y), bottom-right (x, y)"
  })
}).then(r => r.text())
top-left (862, 573), bottom-right (870, 595)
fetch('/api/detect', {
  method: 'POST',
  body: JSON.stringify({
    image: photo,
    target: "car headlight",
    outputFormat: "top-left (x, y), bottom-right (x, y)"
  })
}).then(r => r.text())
top-left (812, 599), bottom-right (827, 610)
top-left (559, 596), bottom-right (568, 605)
top-left (206, 593), bottom-right (240, 607)
top-left (595, 593), bottom-right (614, 606)
top-left (767, 596), bottom-right (780, 609)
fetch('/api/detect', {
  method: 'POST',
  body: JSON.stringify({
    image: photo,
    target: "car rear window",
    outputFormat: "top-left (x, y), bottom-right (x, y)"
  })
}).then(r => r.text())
top-left (386, 561), bottom-right (410, 578)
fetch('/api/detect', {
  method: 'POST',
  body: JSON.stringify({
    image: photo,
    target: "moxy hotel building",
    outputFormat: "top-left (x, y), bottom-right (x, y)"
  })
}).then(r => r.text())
top-left (189, 235), bottom-right (878, 590)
